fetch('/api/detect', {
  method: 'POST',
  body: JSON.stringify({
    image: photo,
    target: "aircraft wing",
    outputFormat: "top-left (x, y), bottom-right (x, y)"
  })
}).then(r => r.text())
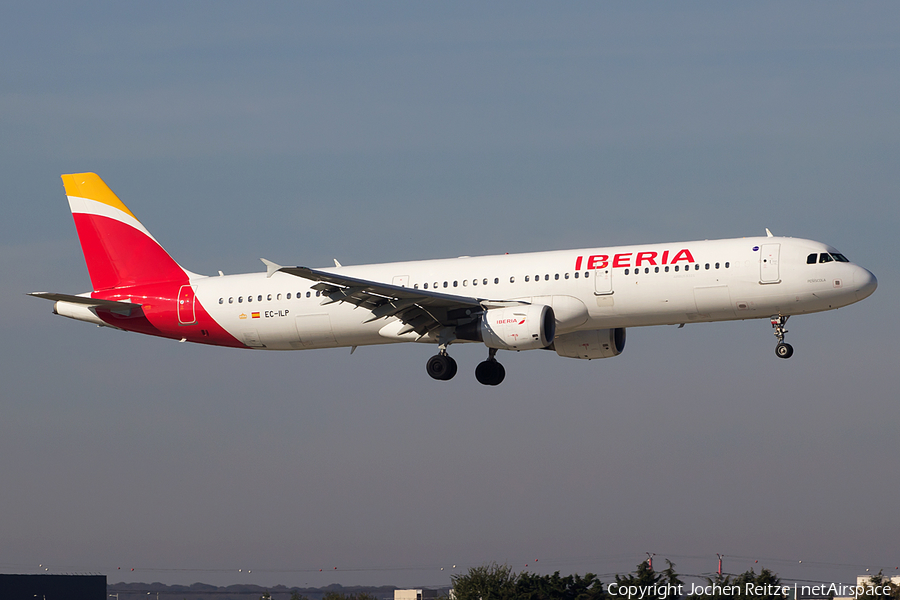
top-left (262, 259), bottom-right (524, 337)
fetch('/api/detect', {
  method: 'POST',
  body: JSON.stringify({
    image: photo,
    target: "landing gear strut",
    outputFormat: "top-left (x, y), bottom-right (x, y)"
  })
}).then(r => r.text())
top-left (475, 348), bottom-right (506, 386)
top-left (771, 315), bottom-right (794, 359)
top-left (426, 349), bottom-right (457, 381)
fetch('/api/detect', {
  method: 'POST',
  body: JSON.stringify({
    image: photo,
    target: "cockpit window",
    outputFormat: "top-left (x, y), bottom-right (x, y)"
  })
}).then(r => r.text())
top-left (810, 252), bottom-right (850, 264)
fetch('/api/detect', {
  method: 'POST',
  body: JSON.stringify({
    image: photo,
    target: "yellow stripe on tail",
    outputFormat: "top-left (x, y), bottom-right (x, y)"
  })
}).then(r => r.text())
top-left (61, 173), bottom-right (137, 220)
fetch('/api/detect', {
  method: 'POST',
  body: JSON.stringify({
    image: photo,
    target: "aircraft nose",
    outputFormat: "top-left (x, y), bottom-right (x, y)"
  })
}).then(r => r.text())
top-left (854, 266), bottom-right (877, 301)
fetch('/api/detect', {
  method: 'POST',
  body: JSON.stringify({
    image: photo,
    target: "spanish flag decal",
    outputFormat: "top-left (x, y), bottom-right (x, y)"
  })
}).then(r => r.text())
top-left (252, 312), bottom-right (261, 319)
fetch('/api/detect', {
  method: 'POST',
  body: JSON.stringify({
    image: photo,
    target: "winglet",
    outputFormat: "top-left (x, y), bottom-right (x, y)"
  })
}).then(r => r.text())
top-left (260, 258), bottom-right (283, 278)
top-left (334, 258), bottom-right (342, 267)
top-left (765, 228), bottom-right (774, 237)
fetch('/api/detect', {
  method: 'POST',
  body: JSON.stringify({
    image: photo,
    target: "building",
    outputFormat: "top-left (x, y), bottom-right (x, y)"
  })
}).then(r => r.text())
top-left (395, 589), bottom-right (438, 600)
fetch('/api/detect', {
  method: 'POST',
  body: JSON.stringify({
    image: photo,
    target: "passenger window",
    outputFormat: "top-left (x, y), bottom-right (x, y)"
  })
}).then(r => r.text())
top-left (453, 281), bottom-right (458, 287)
top-left (228, 297), bottom-right (234, 304)
top-left (443, 281), bottom-right (448, 288)
top-left (564, 273), bottom-right (569, 279)
top-left (484, 278), bottom-right (488, 285)
top-left (258, 295), bottom-right (263, 302)
top-left (268, 294), bottom-right (273, 301)
top-left (574, 272), bottom-right (579, 278)
top-left (510, 276), bottom-right (515, 283)
top-left (525, 276), bottom-right (530, 282)
top-left (276, 293), bottom-right (281, 300)
top-left (414, 284), bottom-right (419, 289)
top-left (555, 274), bottom-right (559, 280)
top-left (434, 282), bottom-right (438, 289)
top-left (725, 262), bottom-right (730, 268)
top-left (473, 279), bottom-right (478, 286)
top-left (494, 278), bottom-right (499, 284)
top-left (654, 267), bottom-right (659, 273)
top-left (695, 264), bottom-right (700, 270)
top-left (238, 296), bottom-right (243, 303)
top-left (544, 274), bottom-right (549, 281)
top-left (645, 267), bottom-right (649, 274)
top-left (705, 264), bottom-right (710, 270)
top-left (664, 266), bottom-right (669, 272)
top-left (674, 265), bottom-right (679, 272)
top-left (306, 291), bottom-right (311, 298)
top-left (715, 263), bottom-right (719, 269)
top-left (463, 280), bottom-right (467, 286)
top-left (423, 283), bottom-right (428, 289)
top-left (625, 268), bottom-right (630, 275)
top-left (287, 293), bottom-right (291, 299)
top-left (316, 291), bottom-right (321, 297)
top-left (247, 295), bottom-right (252, 303)
top-left (819, 253), bottom-right (833, 263)
top-left (807, 253), bottom-right (817, 264)
top-left (218, 298), bottom-right (224, 304)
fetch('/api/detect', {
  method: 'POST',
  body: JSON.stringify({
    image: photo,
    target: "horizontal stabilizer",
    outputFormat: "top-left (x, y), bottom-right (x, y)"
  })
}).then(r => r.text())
top-left (28, 292), bottom-right (141, 309)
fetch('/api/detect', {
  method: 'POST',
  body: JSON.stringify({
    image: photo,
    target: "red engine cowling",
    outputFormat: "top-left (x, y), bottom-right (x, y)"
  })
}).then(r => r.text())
top-left (457, 304), bottom-right (555, 350)
top-left (552, 328), bottom-right (626, 359)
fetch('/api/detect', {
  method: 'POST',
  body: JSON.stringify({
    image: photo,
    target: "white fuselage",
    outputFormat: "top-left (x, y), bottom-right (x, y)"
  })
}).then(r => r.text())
top-left (194, 236), bottom-right (876, 351)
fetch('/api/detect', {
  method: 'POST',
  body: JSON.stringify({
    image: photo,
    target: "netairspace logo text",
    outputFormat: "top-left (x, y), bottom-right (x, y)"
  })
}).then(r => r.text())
top-left (606, 582), bottom-right (894, 599)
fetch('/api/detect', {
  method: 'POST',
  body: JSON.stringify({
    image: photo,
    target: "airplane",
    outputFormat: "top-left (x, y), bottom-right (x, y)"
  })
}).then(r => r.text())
top-left (30, 173), bottom-right (878, 386)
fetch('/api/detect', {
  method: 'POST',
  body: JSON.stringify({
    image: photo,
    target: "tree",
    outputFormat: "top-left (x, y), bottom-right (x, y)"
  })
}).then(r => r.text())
top-left (513, 570), bottom-right (607, 600)
top-left (451, 563), bottom-right (607, 600)
top-left (450, 562), bottom-right (517, 600)
top-left (289, 592), bottom-right (311, 600)
top-left (614, 560), bottom-right (682, 597)
top-left (687, 567), bottom-right (787, 600)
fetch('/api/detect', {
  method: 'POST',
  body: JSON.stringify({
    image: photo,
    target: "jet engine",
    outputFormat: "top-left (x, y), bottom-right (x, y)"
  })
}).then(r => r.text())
top-left (457, 304), bottom-right (555, 350)
top-left (551, 328), bottom-right (626, 359)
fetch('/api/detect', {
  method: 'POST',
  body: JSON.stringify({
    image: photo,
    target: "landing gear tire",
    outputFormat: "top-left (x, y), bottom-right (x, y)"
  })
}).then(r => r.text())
top-left (775, 342), bottom-right (794, 359)
top-left (475, 360), bottom-right (506, 386)
top-left (770, 315), bottom-right (793, 360)
top-left (427, 354), bottom-right (458, 381)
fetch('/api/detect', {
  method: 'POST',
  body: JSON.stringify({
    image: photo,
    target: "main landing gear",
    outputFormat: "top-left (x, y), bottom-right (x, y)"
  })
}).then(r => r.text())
top-left (771, 315), bottom-right (794, 359)
top-left (426, 350), bottom-right (458, 381)
top-left (475, 348), bottom-right (505, 386)
top-left (425, 347), bottom-right (506, 385)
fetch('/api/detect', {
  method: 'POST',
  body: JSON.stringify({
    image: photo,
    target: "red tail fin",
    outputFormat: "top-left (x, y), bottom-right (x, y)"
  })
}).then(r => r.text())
top-left (62, 173), bottom-right (188, 291)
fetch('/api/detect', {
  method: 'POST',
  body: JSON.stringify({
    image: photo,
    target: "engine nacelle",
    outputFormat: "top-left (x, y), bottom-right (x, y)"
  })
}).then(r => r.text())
top-left (457, 304), bottom-right (555, 350)
top-left (552, 328), bottom-right (625, 359)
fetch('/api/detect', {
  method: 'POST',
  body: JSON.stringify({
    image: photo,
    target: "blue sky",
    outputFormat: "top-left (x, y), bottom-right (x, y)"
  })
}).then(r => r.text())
top-left (1, 2), bottom-right (898, 589)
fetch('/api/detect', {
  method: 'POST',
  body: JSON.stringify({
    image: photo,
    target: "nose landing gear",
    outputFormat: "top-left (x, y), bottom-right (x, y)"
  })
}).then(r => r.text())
top-left (475, 348), bottom-right (506, 386)
top-left (771, 315), bottom-right (794, 359)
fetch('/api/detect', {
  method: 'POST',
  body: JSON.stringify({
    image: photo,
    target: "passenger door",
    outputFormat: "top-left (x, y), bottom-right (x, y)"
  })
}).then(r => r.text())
top-left (759, 244), bottom-right (781, 284)
top-left (594, 268), bottom-right (613, 295)
top-left (177, 285), bottom-right (197, 324)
